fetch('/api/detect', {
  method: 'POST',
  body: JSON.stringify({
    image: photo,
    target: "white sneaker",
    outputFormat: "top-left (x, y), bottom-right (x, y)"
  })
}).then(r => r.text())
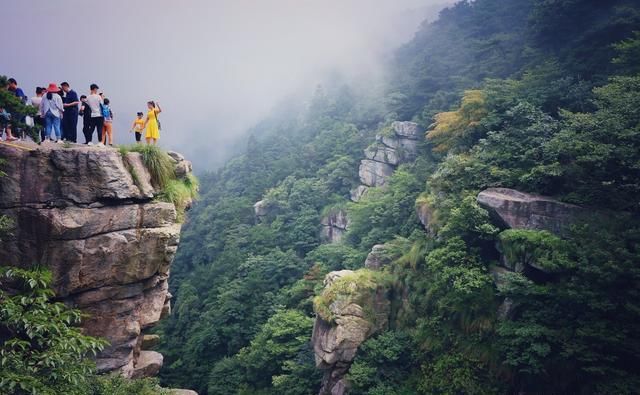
top-left (87, 142), bottom-right (93, 146)
top-left (97, 142), bottom-right (104, 146)
top-left (57, 139), bottom-right (63, 144)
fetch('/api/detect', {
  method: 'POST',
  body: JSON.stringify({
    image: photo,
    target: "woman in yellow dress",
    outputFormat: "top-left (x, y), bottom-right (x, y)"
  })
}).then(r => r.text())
top-left (143, 101), bottom-right (162, 145)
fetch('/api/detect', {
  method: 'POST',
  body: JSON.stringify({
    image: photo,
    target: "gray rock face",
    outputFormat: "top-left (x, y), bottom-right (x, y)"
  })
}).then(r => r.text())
top-left (364, 144), bottom-right (400, 166)
top-left (321, 209), bottom-right (350, 244)
top-left (477, 188), bottom-right (583, 235)
top-left (353, 121), bottom-right (422, 197)
top-left (358, 160), bottom-right (394, 187)
top-left (131, 351), bottom-right (163, 379)
top-left (391, 121), bottom-right (421, 140)
top-left (350, 185), bottom-right (369, 202)
top-left (0, 142), bottom-right (189, 377)
top-left (312, 270), bottom-right (390, 395)
top-left (364, 244), bottom-right (392, 270)
top-left (168, 390), bottom-right (199, 395)
top-left (254, 199), bottom-right (269, 218)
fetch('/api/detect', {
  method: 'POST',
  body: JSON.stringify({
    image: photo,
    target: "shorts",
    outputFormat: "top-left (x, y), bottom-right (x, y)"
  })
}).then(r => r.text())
top-left (135, 131), bottom-right (142, 142)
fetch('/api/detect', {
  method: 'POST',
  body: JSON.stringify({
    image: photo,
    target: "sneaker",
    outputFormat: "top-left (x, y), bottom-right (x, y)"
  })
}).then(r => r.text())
top-left (57, 139), bottom-right (63, 144)
top-left (97, 142), bottom-right (104, 146)
top-left (87, 142), bottom-right (93, 146)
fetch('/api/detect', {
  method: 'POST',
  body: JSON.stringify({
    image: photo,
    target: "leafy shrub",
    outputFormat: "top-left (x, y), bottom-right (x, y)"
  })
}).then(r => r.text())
top-left (0, 267), bottom-right (107, 395)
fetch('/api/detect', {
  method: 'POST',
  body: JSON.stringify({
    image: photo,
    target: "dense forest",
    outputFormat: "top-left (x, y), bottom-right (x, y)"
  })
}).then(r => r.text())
top-left (155, 0), bottom-right (640, 394)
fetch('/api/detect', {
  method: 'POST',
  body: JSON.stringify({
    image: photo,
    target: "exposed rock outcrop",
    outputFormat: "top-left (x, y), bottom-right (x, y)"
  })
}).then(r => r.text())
top-left (351, 121), bottom-right (422, 201)
top-left (349, 185), bottom-right (369, 202)
top-left (312, 270), bottom-right (390, 395)
top-left (169, 390), bottom-right (199, 395)
top-left (358, 160), bottom-right (394, 188)
top-left (254, 199), bottom-right (269, 219)
top-left (478, 188), bottom-right (586, 319)
top-left (364, 244), bottom-right (393, 270)
top-left (477, 188), bottom-right (583, 235)
top-left (321, 209), bottom-right (350, 244)
top-left (0, 142), bottom-right (190, 377)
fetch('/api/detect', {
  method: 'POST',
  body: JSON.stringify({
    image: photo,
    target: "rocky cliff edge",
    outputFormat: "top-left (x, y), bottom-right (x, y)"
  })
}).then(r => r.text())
top-left (0, 142), bottom-right (192, 378)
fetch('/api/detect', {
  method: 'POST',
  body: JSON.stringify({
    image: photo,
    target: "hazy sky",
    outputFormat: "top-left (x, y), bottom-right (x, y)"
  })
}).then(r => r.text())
top-left (1, 0), bottom-right (450, 170)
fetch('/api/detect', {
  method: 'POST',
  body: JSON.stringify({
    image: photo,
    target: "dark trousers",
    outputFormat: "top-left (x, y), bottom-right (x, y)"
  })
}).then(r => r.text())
top-left (89, 116), bottom-right (104, 143)
top-left (82, 120), bottom-right (92, 143)
top-left (62, 110), bottom-right (78, 142)
top-left (35, 116), bottom-right (45, 142)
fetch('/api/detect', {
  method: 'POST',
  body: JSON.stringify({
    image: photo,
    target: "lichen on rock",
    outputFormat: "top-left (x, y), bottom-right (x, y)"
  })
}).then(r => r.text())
top-left (312, 269), bottom-right (391, 395)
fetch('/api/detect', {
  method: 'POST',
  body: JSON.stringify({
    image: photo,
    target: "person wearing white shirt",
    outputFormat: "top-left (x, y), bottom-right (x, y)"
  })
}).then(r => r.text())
top-left (28, 87), bottom-right (45, 143)
top-left (40, 83), bottom-right (64, 143)
top-left (86, 83), bottom-right (104, 145)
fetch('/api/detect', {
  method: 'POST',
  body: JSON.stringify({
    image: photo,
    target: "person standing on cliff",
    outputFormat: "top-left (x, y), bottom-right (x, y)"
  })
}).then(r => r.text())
top-left (79, 95), bottom-right (94, 145)
top-left (27, 87), bottom-right (46, 143)
top-left (60, 82), bottom-right (80, 143)
top-left (86, 84), bottom-right (104, 145)
top-left (39, 83), bottom-right (64, 143)
top-left (143, 101), bottom-right (161, 145)
top-left (100, 98), bottom-right (114, 146)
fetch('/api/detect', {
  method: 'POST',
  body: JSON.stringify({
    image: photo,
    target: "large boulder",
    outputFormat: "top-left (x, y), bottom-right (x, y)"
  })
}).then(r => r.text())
top-left (358, 160), bottom-right (394, 187)
top-left (312, 270), bottom-right (390, 395)
top-left (254, 199), bottom-right (269, 218)
top-left (391, 121), bottom-right (422, 140)
top-left (350, 185), bottom-right (369, 202)
top-left (168, 390), bottom-right (199, 395)
top-left (364, 144), bottom-right (400, 166)
top-left (131, 351), bottom-right (163, 379)
top-left (477, 188), bottom-right (583, 235)
top-left (0, 142), bottom-right (186, 376)
top-left (321, 209), bottom-right (350, 244)
top-left (364, 244), bottom-right (393, 270)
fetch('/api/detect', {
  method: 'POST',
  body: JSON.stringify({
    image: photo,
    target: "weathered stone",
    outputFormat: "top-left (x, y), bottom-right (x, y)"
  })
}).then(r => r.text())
top-left (142, 334), bottom-right (161, 350)
top-left (254, 199), bottom-right (269, 218)
top-left (350, 185), bottom-right (369, 202)
top-left (0, 143), bottom-right (149, 207)
top-left (364, 244), bottom-right (393, 270)
top-left (166, 151), bottom-right (185, 162)
top-left (168, 390), bottom-right (199, 395)
top-left (313, 270), bottom-right (390, 395)
top-left (174, 160), bottom-right (193, 179)
top-left (131, 351), bottom-right (163, 379)
top-left (477, 188), bottom-right (583, 235)
top-left (0, 142), bottom-right (186, 377)
top-left (392, 121), bottom-right (422, 140)
top-left (364, 144), bottom-right (400, 166)
top-left (321, 209), bottom-right (349, 244)
top-left (358, 160), bottom-right (394, 187)
top-left (124, 152), bottom-right (155, 197)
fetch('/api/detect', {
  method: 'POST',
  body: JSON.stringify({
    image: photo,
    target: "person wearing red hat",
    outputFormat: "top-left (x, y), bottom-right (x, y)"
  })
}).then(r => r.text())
top-left (39, 83), bottom-right (65, 143)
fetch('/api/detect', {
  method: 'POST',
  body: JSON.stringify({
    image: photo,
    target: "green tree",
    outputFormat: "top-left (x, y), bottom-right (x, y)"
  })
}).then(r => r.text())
top-left (0, 267), bottom-right (107, 395)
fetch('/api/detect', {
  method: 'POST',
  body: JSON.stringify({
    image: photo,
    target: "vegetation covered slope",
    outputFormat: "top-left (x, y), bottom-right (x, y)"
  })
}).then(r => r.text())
top-left (158, 0), bottom-right (640, 394)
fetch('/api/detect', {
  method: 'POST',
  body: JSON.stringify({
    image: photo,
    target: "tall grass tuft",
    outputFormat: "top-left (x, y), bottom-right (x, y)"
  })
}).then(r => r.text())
top-left (123, 145), bottom-right (175, 189)
top-left (158, 179), bottom-right (193, 221)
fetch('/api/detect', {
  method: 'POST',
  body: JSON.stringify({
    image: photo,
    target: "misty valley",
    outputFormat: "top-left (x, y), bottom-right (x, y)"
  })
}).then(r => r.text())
top-left (1, 0), bottom-right (640, 394)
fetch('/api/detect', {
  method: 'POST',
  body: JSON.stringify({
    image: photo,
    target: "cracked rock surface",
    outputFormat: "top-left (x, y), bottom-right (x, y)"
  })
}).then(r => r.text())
top-left (0, 143), bottom-right (188, 377)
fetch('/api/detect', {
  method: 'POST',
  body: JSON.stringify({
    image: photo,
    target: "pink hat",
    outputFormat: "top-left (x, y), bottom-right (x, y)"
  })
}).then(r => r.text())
top-left (46, 83), bottom-right (59, 93)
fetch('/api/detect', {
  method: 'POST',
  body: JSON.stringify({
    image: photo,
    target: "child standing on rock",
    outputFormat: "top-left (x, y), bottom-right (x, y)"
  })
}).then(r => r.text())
top-left (101, 98), bottom-right (114, 146)
top-left (131, 112), bottom-right (145, 143)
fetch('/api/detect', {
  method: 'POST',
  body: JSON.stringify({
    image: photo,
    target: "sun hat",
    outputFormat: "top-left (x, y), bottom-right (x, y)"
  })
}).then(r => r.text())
top-left (46, 83), bottom-right (59, 93)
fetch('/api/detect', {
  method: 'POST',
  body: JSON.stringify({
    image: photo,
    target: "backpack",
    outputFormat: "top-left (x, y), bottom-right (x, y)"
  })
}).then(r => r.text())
top-left (101, 104), bottom-right (111, 119)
